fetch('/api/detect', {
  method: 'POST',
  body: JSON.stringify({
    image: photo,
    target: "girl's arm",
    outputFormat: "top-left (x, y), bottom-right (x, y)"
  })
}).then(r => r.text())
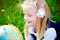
top-left (43, 28), bottom-right (57, 40)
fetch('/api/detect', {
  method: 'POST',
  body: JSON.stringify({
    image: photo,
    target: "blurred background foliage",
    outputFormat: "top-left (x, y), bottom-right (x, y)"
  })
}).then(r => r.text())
top-left (0, 0), bottom-right (60, 33)
top-left (46, 0), bottom-right (60, 22)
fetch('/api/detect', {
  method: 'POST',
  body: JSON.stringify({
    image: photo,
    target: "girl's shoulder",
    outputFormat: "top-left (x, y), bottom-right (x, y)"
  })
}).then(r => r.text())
top-left (44, 28), bottom-right (57, 36)
top-left (45, 28), bottom-right (56, 34)
top-left (43, 28), bottom-right (57, 40)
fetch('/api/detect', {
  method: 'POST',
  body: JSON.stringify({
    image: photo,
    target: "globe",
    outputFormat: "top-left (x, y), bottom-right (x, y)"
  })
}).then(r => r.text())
top-left (0, 24), bottom-right (23, 40)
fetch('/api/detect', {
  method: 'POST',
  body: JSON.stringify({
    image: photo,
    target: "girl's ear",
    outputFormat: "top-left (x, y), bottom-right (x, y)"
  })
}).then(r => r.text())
top-left (37, 8), bottom-right (46, 18)
top-left (36, 0), bottom-right (46, 18)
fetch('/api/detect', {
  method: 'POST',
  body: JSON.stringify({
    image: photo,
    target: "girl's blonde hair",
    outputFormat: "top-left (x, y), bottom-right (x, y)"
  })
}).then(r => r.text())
top-left (22, 0), bottom-right (50, 40)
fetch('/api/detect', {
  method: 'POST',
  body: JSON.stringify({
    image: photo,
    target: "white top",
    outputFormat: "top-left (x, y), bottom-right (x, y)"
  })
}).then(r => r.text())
top-left (43, 28), bottom-right (57, 40)
top-left (28, 27), bottom-right (57, 40)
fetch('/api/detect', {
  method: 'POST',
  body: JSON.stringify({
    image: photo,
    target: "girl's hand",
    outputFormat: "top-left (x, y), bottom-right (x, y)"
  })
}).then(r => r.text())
top-left (28, 26), bottom-right (36, 36)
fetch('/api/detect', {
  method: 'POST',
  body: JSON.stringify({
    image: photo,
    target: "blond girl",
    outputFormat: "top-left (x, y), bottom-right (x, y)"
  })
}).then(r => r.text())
top-left (22, 0), bottom-right (57, 40)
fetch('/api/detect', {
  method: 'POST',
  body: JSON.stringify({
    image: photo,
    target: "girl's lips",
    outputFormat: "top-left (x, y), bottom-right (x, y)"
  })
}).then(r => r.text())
top-left (27, 22), bottom-right (32, 25)
top-left (28, 22), bottom-right (31, 23)
top-left (27, 21), bottom-right (32, 23)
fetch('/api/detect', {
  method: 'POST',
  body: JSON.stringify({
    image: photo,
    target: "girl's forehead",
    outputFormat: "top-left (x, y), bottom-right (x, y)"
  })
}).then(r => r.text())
top-left (23, 7), bottom-right (37, 15)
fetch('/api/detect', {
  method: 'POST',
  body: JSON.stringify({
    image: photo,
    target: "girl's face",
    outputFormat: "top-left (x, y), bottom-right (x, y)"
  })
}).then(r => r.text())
top-left (23, 7), bottom-right (37, 27)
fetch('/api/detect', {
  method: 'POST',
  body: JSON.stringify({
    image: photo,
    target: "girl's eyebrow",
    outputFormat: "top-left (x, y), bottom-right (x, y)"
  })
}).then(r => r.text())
top-left (24, 11), bottom-right (32, 15)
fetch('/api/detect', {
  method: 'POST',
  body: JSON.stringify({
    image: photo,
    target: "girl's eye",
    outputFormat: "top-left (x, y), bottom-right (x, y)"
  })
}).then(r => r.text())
top-left (28, 15), bottom-right (32, 17)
